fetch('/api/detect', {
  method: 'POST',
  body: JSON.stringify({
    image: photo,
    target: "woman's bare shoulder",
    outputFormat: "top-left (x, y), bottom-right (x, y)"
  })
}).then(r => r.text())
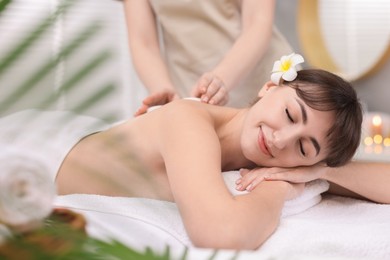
top-left (157, 99), bottom-right (223, 165)
top-left (160, 99), bottom-right (237, 125)
top-left (163, 99), bottom-right (211, 115)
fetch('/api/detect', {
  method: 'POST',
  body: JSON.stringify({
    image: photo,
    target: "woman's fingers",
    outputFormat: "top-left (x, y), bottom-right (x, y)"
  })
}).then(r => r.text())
top-left (264, 171), bottom-right (293, 181)
top-left (236, 168), bottom-right (266, 191)
top-left (235, 166), bottom-right (325, 194)
top-left (236, 167), bottom-right (294, 192)
top-left (239, 168), bottom-right (250, 177)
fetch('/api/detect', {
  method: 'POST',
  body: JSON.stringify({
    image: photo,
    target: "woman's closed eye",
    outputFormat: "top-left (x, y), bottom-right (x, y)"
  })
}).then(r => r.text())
top-left (286, 108), bottom-right (306, 156)
top-left (285, 108), bottom-right (294, 123)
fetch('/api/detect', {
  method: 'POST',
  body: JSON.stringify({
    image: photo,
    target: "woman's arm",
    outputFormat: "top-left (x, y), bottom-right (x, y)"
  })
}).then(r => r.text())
top-left (123, 0), bottom-right (176, 95)
top-left (158, 100), bottom-right (299, 249)
top-left (324, 161), bottom-right (390, 204)
top-left (192, 0), bottom-right (276, 105)
top-left (237, 161), bottom-right (390, 204)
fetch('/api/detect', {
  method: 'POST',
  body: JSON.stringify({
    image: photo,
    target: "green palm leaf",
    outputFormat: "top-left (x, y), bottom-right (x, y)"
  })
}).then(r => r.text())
top-left (0, 0), bottom-right (74, 75)
top-left (0, 0), bottom-right (11, 13)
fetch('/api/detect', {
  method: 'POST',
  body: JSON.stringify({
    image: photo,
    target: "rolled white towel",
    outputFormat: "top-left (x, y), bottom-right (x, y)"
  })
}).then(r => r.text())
top-left (222, 171), bottom-right (329, 217)
top-left (0, 146), bottom-right (56, 232)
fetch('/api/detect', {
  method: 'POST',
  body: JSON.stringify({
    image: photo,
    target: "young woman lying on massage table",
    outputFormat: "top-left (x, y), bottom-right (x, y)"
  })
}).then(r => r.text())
top-left (56, 54), bottom-right (364, 250)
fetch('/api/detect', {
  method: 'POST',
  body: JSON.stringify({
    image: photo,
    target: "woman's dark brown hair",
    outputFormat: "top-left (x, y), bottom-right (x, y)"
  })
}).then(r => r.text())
top-left (284, 69), bottom-right (363, 167)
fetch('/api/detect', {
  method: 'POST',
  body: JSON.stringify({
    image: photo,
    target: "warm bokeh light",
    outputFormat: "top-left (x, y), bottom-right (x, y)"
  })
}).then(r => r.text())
top-left (359, 109), bottom-right (390, 158)
top-left (372, 115), bottom-right (382, 126)
top-left (373, 134), bottom-right (383, 144)
top-left (364, 136), bottom-right (373, 146)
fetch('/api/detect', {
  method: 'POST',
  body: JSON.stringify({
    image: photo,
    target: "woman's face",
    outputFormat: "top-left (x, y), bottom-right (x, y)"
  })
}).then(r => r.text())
top-left (241, 82), bottom-right (334, 167)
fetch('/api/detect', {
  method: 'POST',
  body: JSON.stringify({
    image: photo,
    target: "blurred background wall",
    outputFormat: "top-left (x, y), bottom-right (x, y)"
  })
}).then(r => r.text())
top-left (0, 0), bottom-right (389, 118)
top-left (275, 0), bottom-right (390, 114)
top-left (0, 0), bottom-right (144, 121)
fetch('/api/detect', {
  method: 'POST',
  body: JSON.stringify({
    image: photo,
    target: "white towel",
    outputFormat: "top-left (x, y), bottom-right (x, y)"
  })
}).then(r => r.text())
top-left (55, 195), bottom-right (188, 252)
top-left (0, 146), bottom-right (56, 230)
top-left (258, 195), bottom-right (390, 259)
top-left (54, 170), bottom-right (328, 251)
top-left (54, 170), bottom-right (390, 259)
top-left (221, 171), bottom-right (329, 217)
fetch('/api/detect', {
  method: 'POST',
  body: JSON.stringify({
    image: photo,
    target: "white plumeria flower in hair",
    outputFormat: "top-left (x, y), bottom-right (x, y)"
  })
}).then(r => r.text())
top-left (271, 53), bottom-right (304, 85)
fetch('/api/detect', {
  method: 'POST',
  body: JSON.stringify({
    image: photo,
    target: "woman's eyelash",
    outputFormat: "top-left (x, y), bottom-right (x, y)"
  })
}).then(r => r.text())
top-left (285, 108), bottom-right (305, 156)
top-left (285, 108), bottom-right (294, 122)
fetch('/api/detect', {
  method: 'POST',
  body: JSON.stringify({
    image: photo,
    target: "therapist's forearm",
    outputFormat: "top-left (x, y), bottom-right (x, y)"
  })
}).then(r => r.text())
top-left (123, 0), bottom-right (175, 94)
top-left (213, 29), bottom-right (272, 91)
top-left (130, 43), bottom-right (175, 94)
top-left (213, 0), bottom-right (274, 91)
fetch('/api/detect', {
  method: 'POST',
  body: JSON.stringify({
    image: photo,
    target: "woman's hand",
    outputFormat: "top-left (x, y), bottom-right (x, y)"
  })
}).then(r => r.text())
top-left (191, 72), bottom-right (229, 106)
top-left (236, 165), bottom-right (327, 192)
top-left (134, 90), bottom-right (179, 116)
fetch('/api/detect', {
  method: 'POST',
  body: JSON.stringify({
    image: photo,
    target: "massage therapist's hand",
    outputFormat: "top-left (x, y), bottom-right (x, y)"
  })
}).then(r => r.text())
top-left (236, 165), bottom-right (327, 192)
top-left (134, 90), bottom-right (180, 116)
top-left (191, 72), bottom-right (229, 106)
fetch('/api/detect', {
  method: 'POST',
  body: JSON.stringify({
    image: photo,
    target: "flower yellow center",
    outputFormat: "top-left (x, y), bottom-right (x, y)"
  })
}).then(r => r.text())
top-left (281, 60), bottom-right (292, 72)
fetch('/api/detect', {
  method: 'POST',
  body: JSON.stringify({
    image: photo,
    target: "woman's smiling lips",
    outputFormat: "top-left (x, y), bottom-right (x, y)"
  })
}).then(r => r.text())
top-left (258, 127), bottom-right (273, 157)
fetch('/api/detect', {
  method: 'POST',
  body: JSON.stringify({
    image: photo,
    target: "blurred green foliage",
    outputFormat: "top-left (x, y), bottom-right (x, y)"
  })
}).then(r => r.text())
top-left (0, 0), bottom-right (116, 121)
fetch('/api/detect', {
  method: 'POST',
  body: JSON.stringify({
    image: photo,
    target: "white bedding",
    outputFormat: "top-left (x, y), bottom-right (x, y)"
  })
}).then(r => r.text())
top-left (54, 171), bottom-right (390, 260)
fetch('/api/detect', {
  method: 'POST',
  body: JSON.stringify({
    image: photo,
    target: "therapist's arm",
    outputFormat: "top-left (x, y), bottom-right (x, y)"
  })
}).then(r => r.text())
top-left (123, 0), bottom-right (176, 95)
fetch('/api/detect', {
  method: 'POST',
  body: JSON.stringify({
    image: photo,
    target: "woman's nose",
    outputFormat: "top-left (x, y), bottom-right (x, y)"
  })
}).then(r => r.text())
top-left (269, 128), bottom-right (299, 150)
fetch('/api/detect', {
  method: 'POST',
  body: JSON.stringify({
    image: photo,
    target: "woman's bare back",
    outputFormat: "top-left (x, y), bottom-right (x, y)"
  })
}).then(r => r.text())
top-left (56, 112), bottom-right (174, 201)
top-left (56, 100), bottom-right (242, 201)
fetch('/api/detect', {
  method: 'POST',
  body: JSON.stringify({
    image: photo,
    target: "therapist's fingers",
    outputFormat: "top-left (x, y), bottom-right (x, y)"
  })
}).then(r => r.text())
top-left (143, 91), bottom-right (178, 107)
top-left (134, 104), bottom-right (149, 116)
top-left (134, 91), bottom-right (179, 117)
top-left (134, 95), bottom-right (165, 117)
top-left (200, 78), bottom-right (220, 101)
top-left (191, 73), bottom-right (212, 98)
top-left (204, 84), bottom-right (229, 106)
top-left (200, 76), bottom-right (227, 104)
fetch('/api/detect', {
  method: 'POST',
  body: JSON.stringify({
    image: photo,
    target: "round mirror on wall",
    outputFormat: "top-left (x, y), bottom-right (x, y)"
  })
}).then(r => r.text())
top-left (298, 0), bottom-right (390, 81)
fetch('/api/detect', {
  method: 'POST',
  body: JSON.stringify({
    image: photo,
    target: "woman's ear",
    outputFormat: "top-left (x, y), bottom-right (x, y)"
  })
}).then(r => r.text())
top-left (258, 81), bottom-right (278, 98)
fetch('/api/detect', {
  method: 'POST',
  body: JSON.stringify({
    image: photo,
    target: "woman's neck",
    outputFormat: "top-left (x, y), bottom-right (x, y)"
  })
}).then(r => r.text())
top-left (218, 108), bottom-right (257, 171)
